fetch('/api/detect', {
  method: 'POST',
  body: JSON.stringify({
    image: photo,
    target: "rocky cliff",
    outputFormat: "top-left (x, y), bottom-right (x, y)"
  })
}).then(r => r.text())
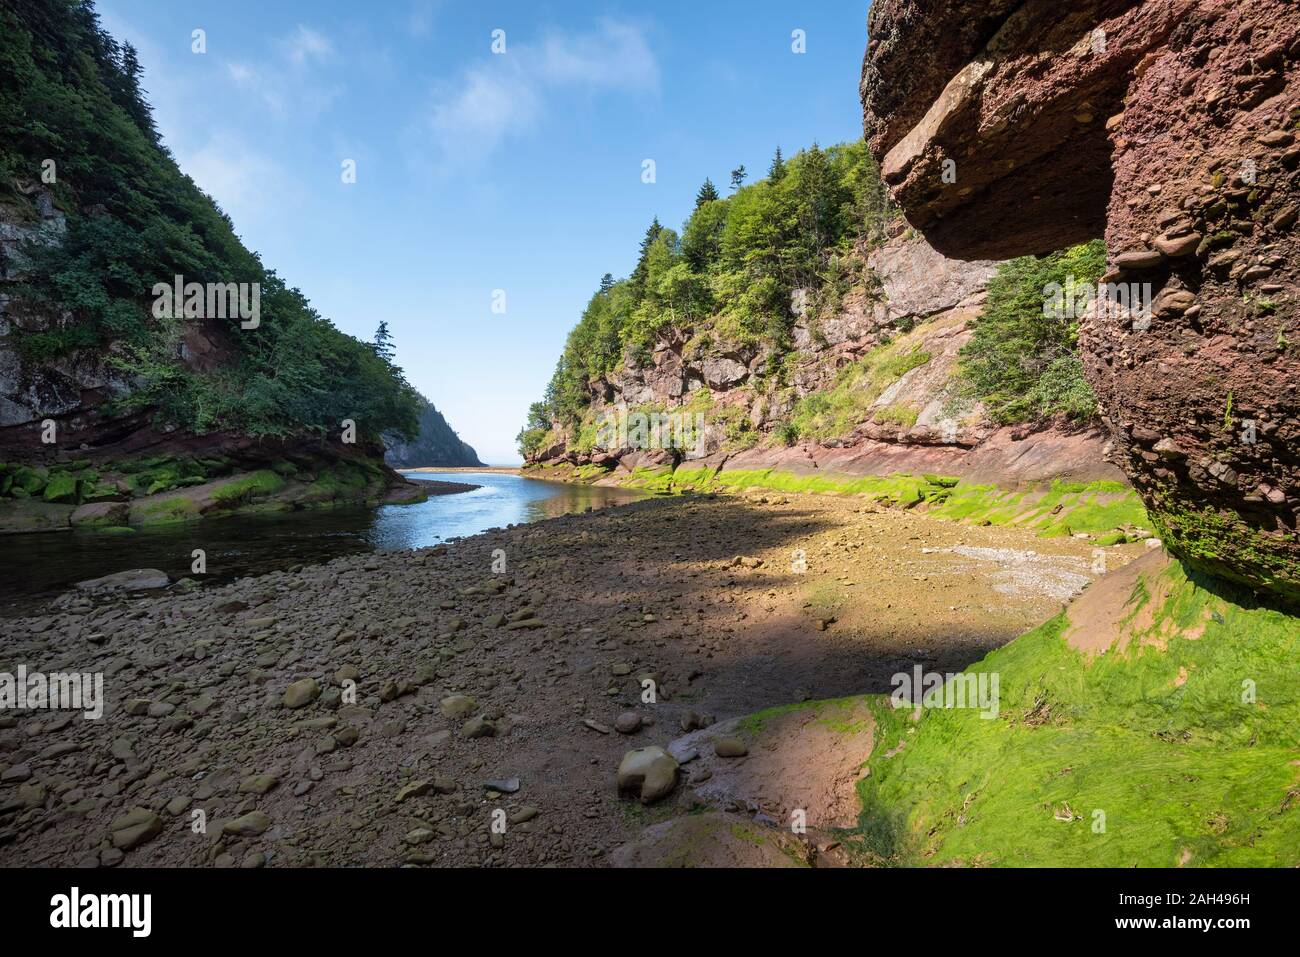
top-left (863, 0), bottom-right (1300, 603)
top-left (0, 1), bottom-right (478, 531)
top-left (0, 193), bottom-right (231, 460)
top-left (529, 227), bottom-right (1124, 488)
top-left (383, 395), bottom-right (483, 469)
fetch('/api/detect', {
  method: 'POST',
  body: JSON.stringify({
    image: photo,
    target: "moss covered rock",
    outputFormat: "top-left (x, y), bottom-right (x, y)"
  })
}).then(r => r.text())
top-left (854, 550), bottom-right (1300, 866)
top-left (41, 471), bottom-right (81, 503)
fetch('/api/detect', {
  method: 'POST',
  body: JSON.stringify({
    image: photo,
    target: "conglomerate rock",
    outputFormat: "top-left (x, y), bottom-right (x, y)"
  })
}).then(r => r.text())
top-left (863, 0), bottom-right (1300, 602)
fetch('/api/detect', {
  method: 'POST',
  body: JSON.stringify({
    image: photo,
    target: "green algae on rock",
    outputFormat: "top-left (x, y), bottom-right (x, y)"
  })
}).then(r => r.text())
top-left (852, 551), bottom-right (1300, 867)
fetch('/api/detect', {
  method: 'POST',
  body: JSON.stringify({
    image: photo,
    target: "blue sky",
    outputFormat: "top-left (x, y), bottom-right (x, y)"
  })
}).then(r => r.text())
top-left (96, 1), bottom-right (871, 463)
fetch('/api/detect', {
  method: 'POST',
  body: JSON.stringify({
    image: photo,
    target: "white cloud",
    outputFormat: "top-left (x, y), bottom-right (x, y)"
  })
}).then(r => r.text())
top-left (177, 138), bottom-right (293, 231)
top-left (284, 25), bottom-right (333, 65)
top-left (226, 25), bottom-right (341, 118)
top-left (420, 19), bottom-right (658, 170)
top-left (538, 20), bottom-right (658, 90)
top-left (426, 60), bottom-right (543, 161)
top-left (407, 0), bottom-right (441, 38)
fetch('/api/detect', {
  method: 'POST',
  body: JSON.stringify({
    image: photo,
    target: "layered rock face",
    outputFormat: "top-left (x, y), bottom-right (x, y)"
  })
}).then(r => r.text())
top-left (0, 195), bottom-right (236, 460)
top-left (383, 395), bottom-right (484, 469)
top-left (530, 230), bottom-right (1124, 487)
top-left (863, 0), bottom-right (1300, 602)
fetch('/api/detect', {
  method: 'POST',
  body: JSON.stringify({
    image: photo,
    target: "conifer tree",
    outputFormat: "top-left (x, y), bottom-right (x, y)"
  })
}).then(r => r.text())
top-left (630, 217), bottom-right (664, 296)
top-left (373, 321), bottom-right (396, 362)
top-left (768, 146), bottom-right (786, 182)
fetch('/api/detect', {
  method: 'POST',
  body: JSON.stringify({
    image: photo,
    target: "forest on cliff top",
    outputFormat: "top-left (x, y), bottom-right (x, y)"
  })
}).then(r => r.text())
top-left (0, 0), bottom-right (419, 443)
top-left (518, 139), bottom-right (1107, 460)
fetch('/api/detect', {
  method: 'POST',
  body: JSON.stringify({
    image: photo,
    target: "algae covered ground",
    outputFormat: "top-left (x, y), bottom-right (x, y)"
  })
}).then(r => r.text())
top-left (853, 553), bottom-right (1300, 867)
top-left (529, 462), bottom-right (1151, 543)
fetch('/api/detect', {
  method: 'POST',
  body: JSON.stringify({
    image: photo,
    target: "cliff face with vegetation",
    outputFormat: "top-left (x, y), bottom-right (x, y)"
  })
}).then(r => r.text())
top-left (862, 0), bottom-right (1300, 605)
top-left (521, 142), bottom-right (1125, 490)
top-left (811, 0), bottom-right (1300, 870)
top-left (0, 0), bottom-right (467, 530)
top-left (383, 395), bottom-right (483, 469)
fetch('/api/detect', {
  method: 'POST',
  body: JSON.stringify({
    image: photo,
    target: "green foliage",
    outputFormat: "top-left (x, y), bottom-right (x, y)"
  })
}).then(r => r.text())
top-left (0, 0), bottom-right (419, 442)
top-left (955, 240), bottom-right (1105, 424)
top-left (790, 342), bottom-right (932, 441)
top-left (520, 140), bottom-right (889, 455)
top-left (693, 178), bottom-right (719, 209)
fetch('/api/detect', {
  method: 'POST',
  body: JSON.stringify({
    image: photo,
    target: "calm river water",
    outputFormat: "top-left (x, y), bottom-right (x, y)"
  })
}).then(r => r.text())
top-left (0, 472), bottom-right (647, 615)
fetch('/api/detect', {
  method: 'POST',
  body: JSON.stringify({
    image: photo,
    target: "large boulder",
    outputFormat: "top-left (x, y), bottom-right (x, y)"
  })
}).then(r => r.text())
top-left (867, 232), bottom-right (997, 318)
top-left (862, 0), bottom-right (1300, 603)
top-left (75, 568), bottom-right (169, 593)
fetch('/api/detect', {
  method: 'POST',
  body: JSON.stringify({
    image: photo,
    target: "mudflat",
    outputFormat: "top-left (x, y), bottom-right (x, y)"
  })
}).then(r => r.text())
top-left (0, 490), bottom-right (1145, 867)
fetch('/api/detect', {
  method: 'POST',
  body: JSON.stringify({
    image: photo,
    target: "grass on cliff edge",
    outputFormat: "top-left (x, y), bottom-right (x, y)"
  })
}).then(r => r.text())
top-left (853, 557), bottom-right (1300, 866)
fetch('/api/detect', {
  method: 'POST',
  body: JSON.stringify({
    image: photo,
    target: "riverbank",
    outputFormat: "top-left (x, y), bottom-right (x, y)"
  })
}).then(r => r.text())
top-left (407, 466), bottom-right (522, 475)
top-left (0, 488), bottom-right (1139, 867)
top-left (0, 452), bottom-right (444, 537)
top-left (0, 473), bottom-right (639, 617)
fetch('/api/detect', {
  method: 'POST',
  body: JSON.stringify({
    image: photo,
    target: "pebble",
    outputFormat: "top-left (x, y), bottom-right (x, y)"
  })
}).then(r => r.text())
top-left (462, 716), bottom-right (497, 738)
top-left (714, 736), bottom-right (749, 758)
top-left (282, 678), bottom-right (321, 709)
top-left (508, 806), bottom-right (539, 825)
top-left (440, 694), bottom-right (477, 719)
top-left (616, 747), bottom-right (679, 803)
top-left (238, 773), bottom-right (280, 795)
top-left (165, 795), bottom-right (191, 816)
top-left (223, 811), bottom-right (272, 837)
top-left (109, 807), bottom-right (163, 850)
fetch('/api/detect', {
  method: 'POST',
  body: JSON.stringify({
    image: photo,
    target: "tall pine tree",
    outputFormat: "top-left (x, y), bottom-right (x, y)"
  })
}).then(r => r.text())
top-left (629, 217), bottom-right (664, 297)
top-left (768, 146), bottom-right (786, 182)
top-left (694, 178), bottom-right (720, 209)
top-left (373, 321), bottom-right (396, 362)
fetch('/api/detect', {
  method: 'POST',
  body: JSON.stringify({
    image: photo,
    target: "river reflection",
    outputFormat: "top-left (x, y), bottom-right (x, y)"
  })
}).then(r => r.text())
top-left (0, 472), bottom-right (647, 616)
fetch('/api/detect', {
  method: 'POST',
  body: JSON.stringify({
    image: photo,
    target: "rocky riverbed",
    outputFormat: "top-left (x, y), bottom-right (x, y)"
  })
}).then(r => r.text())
top-left (0, 490), bottom-right (1147, 867)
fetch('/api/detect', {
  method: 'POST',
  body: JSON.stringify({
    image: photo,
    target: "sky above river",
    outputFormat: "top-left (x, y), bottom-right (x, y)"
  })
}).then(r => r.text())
top-left (96, 0), bottom-right (871, 463)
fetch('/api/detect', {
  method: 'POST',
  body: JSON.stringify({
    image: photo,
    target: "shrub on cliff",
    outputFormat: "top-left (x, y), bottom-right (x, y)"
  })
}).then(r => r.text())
top-left (955, 240), bottom-right (1105, 425)
top-left (790, 340), bottom-right (932, 441)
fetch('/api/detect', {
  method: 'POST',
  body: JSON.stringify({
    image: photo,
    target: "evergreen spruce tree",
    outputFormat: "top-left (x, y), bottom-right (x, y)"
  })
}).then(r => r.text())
top-left (630, 217), bottom-right (664, 296)
top-left (373, 321), bottom-right (396, 362)
top-left (768, 146), bottom-right (786, 182)
top-left (116, 42), bottom-right (159, 143)
top-left (694, 178), bottom-right (720, 209)
top-left (599, 272), bottom-right (616, 294)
